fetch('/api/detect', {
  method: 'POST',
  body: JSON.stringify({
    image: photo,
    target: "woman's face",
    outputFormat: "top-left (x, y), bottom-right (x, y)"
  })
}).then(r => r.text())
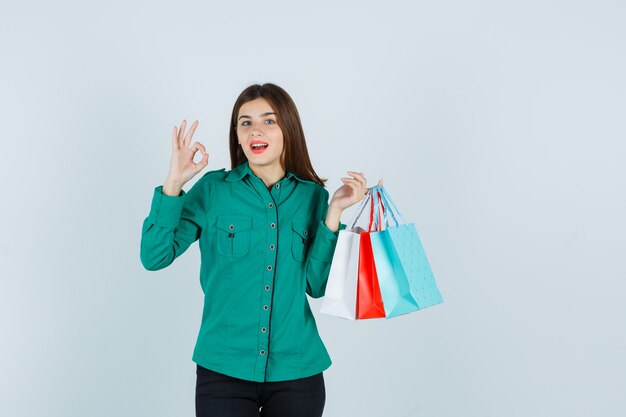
top-left (236, 97), bottom-right (285, 171)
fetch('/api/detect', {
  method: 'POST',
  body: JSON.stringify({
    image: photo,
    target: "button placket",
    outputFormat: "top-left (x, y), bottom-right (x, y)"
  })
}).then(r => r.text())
top-left (258, 188), bottom-right (281, 381)
top-left (245, 180), bottom-right (284, 381)
top-left (259, 196), bottom-right (277, 375)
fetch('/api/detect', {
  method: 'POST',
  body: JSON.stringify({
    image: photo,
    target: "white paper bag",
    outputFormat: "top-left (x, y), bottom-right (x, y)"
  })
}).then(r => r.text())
top-left (320, 226), bottom-right (366, 320)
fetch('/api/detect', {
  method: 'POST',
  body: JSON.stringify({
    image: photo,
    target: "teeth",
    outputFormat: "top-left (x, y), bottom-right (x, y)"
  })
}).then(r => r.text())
top-left (252, 143), bottom-right (268, 149)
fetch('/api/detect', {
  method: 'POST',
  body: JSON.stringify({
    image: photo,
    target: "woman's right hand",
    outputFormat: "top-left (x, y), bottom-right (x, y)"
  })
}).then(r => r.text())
top-left (162, 119), bottom-right (209, 196)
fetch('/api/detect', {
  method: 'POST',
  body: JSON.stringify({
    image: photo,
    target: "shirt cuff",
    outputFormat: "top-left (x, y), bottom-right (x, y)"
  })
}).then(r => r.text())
top-left (148, 185), bottom-right (187, 228)
top-left (309, 220), bottom-right (347, 262)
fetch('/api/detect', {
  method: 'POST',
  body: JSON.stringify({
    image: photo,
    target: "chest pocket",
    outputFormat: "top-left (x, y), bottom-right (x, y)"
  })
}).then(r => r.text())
top-left (216, 215), bottom-right (253, 257)
top-left (291, 220), bottom-right (316, 262)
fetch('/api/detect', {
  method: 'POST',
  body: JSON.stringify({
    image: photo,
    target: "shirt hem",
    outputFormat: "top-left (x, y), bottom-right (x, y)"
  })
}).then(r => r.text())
top-left (192, 355), bottom-right (332, 383)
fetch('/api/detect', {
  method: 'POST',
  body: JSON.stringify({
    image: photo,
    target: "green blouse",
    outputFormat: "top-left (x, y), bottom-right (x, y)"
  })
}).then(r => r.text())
top-left (140, 160), bottom-right (346, 382)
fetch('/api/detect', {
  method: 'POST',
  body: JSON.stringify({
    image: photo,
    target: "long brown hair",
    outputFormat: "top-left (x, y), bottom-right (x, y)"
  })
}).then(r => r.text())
top-left (229, 83), bottom-right (327, 186)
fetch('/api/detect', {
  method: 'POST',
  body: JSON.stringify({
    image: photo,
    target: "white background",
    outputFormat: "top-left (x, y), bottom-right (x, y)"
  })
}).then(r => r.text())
top-left (1, 0), bottom-right (625, 416)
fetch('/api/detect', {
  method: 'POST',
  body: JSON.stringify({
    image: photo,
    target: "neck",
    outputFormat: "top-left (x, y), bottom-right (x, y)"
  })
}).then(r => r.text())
top-left (248, 161), bottom-right (286, 189)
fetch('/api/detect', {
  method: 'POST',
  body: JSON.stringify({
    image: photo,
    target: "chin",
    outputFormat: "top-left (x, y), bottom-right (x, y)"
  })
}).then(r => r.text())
top-left (249, 156), bottom-right (280, 166)
top-left (249, 159), bottom-right (273, 166)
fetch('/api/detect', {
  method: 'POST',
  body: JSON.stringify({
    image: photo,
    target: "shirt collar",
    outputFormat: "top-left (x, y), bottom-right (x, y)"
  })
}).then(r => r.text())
top-left (225, 160), bottom-right (312, 184)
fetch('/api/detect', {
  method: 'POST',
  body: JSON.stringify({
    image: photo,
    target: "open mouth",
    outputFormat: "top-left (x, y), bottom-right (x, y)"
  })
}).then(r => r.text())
top-left (250, 141), bottom-right (269, 153)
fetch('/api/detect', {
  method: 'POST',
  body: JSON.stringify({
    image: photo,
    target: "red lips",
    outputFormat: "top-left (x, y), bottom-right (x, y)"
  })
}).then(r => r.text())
top-left (250, 140), bottom-right (269, 154)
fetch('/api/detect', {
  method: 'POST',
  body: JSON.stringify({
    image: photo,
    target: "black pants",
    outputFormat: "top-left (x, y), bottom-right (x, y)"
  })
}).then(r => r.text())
top-left (195, 364), bottom-right (326, 417)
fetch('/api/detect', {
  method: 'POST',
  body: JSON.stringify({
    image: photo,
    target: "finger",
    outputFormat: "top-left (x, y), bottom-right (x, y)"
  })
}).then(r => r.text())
top-left (341, 179), bottom-right (362, 197)
top-left (347, 173), bottom-right (367, 191)
top-left (347, 171), bottom-right (367, 184)
top-left (342, 177), bottom-right (365, 193)
top-left (190, 141), bottom-right (206, 155)
top-left (340, 178), bottom-right (359, 185)
top-left (341, 178), bottom-right (364, 193)
top-left (172, 126), bottom-right (179, 150)
top-left (343, 181), bottom-right (362, 200)
top-left (178, 119), bottom-right (187, 147)
top-left (184, 120), bottom-right (199, 147)
top-left (347, 171), bottom-right (365, 179)
top-left (194, 152), bottom-right (209, 172)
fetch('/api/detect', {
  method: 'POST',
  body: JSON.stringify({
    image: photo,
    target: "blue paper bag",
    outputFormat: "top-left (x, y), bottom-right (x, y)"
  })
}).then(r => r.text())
top-left (374, 186), bottom-right (444, 311)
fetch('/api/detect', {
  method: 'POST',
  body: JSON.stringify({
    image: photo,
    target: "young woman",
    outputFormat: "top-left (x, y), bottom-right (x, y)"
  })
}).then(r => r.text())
top-left (140, 83), bottom-right (368, 417)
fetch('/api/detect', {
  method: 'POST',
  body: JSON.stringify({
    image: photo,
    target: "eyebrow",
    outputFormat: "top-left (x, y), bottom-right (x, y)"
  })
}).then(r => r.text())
top-left (238, 112), bottom-right (276, 120)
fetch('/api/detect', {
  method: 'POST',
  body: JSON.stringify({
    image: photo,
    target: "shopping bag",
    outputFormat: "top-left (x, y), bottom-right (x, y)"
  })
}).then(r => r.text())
top-left (356, 231), bottom-right (386, 319)
top-left (355, 195), bottom-right (386, 319)
top-left (377, 186), bottom-right (444, 310)
top-left (319, 228), bottom-right (361, 320)
top-left (387, 224), bottom-right (443, 309)
top-left (368, 189), bottom-right (421, 318)
top-left (320, 192), bottom-right (374, 320)
top-left (321, 183), bottom-right (443, 320)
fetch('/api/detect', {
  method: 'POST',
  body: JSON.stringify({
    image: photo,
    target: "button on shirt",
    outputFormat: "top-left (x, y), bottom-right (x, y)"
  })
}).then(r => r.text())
top-left (140, 161), bottom-right (347, 382)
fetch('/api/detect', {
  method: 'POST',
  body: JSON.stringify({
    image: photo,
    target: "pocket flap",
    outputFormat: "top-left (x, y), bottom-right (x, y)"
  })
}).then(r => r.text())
top-left (216, 215), bottom-right (253, 232)
top-left (291, 220), bottom-right (315, 240)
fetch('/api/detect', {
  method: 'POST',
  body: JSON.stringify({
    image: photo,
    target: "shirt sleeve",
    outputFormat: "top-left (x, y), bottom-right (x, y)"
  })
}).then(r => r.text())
top-left (305, 188), bottom-right (347, 298)
top-left (140, 178), bottom-right (208, 271)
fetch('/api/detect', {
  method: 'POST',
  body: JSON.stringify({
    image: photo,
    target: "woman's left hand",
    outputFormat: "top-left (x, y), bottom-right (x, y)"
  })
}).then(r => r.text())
top-left (329, 171), bottom-right (369, 212)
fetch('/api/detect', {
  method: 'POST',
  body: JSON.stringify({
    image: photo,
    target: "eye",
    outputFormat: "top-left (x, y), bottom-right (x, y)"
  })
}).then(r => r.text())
top-left (240, 121), bottom-right (251, 126)
top-left (265, 119), bottom-right (276, 124)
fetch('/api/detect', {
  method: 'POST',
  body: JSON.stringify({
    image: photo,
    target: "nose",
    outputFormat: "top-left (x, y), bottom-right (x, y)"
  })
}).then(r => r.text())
top-left (251, 120), bottom-right (264, 137)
